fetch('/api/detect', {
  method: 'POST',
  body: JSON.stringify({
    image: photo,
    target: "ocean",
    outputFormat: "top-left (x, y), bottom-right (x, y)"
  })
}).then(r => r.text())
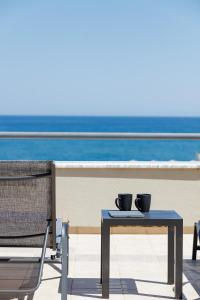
top-left (0, 116), bottom-right (200, 161)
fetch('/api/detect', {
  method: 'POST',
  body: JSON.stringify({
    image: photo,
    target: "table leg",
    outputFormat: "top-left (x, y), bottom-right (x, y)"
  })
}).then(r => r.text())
top-left (102, 223), bottom-right (110, 298)
top-left (168, 225), bottom-right (174, 284)
top-left (175, 222), bottom-right (183, 299)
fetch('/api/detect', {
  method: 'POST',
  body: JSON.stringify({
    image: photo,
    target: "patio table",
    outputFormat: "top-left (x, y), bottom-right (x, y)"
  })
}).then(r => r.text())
top-left (100, 209), bottom-right (183, 299)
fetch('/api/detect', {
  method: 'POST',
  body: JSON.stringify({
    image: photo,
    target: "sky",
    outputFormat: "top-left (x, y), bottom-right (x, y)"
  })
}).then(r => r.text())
top-left (0, 0), bottom-right (200, 116)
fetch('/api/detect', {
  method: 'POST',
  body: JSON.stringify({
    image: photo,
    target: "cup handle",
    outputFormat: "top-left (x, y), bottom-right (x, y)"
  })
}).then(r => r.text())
top-left (135, 198), bottom-right (142, 212)
top-left (115, 198), bottom-right (120, 210)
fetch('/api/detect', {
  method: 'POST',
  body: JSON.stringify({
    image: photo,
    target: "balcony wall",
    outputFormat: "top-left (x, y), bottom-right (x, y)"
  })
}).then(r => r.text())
top-left (55, 161), bottom-right (200, 233)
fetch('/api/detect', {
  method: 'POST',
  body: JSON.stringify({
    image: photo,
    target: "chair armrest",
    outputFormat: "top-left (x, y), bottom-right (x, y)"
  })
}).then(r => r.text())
top-left (62, 222), bottom-right (69, 239)
top-left (56, 218), bottom-right (62, 245)
top-left (55, 220), bottom-right (69, 259)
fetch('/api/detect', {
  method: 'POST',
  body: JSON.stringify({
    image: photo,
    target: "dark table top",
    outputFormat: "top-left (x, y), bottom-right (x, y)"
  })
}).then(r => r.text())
top-left (101, 210), bottom-right (183, 226)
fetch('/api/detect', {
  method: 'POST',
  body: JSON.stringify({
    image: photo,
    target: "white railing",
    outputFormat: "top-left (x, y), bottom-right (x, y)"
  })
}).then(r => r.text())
top-left (0, 132), bottom-right (200, 140)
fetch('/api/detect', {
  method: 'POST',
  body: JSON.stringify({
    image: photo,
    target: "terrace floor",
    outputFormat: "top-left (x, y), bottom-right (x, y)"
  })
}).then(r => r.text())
top-left (0, 234), bottom-right (200, 300)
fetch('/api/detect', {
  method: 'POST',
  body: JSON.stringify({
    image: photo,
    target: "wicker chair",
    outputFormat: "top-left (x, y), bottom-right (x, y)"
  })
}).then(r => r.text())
top-left (0, 161), bottom-right (68, 299)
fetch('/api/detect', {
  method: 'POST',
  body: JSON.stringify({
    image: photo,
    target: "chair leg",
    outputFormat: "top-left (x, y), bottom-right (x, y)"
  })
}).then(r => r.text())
top-left (61, 222), bottom-right (69, 300)
top-left (192, 222), bottom-right (198, 260)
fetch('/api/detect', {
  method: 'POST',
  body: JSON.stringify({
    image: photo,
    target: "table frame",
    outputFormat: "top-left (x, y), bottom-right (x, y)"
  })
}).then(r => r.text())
top-left (100, 210), bottom-right (183, 299)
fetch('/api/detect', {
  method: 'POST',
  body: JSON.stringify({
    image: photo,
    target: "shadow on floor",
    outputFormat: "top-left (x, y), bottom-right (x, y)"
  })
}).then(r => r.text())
top-left (183, 259), bottom-right (200, 299)
top-left (65, 277), bottom-right (175, 299)
top-left (46, 263), bottom-right (181, 299)
top-left (64, 260), bottom-right (200, 299)
top-left (49, 263), bottom-right (175, 299)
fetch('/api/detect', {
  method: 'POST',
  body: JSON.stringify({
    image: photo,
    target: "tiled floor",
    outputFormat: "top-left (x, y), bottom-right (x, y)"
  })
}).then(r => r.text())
top-left (0, 234), bottom-right (200, 299)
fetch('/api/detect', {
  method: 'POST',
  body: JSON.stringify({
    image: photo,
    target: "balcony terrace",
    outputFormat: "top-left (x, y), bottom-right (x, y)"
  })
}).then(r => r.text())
top-left (0, 234), bottom-right (199, 299)
top-left (0, 132), bottom-right (200, 299)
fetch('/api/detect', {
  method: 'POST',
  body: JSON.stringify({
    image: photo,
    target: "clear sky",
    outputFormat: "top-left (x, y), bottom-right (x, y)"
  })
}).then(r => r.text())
top-left (0, 0), bottom-right (200, 116)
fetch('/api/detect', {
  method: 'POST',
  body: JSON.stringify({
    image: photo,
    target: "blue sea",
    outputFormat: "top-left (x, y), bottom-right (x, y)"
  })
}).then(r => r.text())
top-left (0, 116), bottom-right (200, 161)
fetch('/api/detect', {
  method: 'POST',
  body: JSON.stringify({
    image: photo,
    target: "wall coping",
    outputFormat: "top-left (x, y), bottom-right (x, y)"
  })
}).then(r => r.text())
top-left (55, 161), bottom-right (200, 169)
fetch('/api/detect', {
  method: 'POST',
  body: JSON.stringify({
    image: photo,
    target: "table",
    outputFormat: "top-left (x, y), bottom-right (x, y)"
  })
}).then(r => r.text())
top-left (100, 210), bottom-right (183, 299)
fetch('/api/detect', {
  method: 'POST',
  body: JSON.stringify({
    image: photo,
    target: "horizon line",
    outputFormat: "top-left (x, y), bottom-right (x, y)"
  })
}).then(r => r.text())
top-left (0, 114), bottom-right (200, 118)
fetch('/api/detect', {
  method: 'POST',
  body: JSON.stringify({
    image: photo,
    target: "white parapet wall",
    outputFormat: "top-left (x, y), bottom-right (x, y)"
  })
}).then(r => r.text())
top-left (55, 161), bottom-right (200, 233)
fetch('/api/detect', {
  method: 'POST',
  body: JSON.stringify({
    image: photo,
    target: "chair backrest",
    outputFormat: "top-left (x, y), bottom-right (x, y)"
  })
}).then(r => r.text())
top-left (0, 161), bottom-right (56, 249)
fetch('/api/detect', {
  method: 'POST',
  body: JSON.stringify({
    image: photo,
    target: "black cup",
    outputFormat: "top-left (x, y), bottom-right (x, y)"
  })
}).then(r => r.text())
top-left (135, 194), bottom-right (151, 212)
top-left (115, 194), bottom-right (132, 211)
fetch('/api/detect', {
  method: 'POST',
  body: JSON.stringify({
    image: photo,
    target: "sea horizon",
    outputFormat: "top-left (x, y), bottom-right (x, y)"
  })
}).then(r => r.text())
top-left (0, 115), bottom-right (200, 118)
top-left (0, 115), bottom-right (200, 161)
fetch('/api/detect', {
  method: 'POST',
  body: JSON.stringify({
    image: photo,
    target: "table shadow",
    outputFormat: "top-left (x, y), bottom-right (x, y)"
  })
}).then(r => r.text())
top-left (60, 277), bottom-right (175, 299)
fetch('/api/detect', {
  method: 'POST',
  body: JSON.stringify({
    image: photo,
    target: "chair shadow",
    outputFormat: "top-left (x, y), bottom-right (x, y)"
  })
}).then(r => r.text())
top-left (183, 259), bottom-right (200, 299)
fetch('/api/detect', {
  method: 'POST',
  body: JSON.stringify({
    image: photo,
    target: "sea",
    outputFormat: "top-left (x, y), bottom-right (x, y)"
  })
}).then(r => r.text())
top-left (0, 116), bottom-right (200, 161)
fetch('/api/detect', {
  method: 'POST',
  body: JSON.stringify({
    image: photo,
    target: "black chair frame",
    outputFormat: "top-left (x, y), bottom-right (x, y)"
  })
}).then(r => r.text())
top-left (192, 221), bottom-right (200, 260)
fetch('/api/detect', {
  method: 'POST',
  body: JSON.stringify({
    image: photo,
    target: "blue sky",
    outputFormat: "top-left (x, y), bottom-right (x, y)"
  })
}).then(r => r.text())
top-left (0, 0), bottom-right (200, 116)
